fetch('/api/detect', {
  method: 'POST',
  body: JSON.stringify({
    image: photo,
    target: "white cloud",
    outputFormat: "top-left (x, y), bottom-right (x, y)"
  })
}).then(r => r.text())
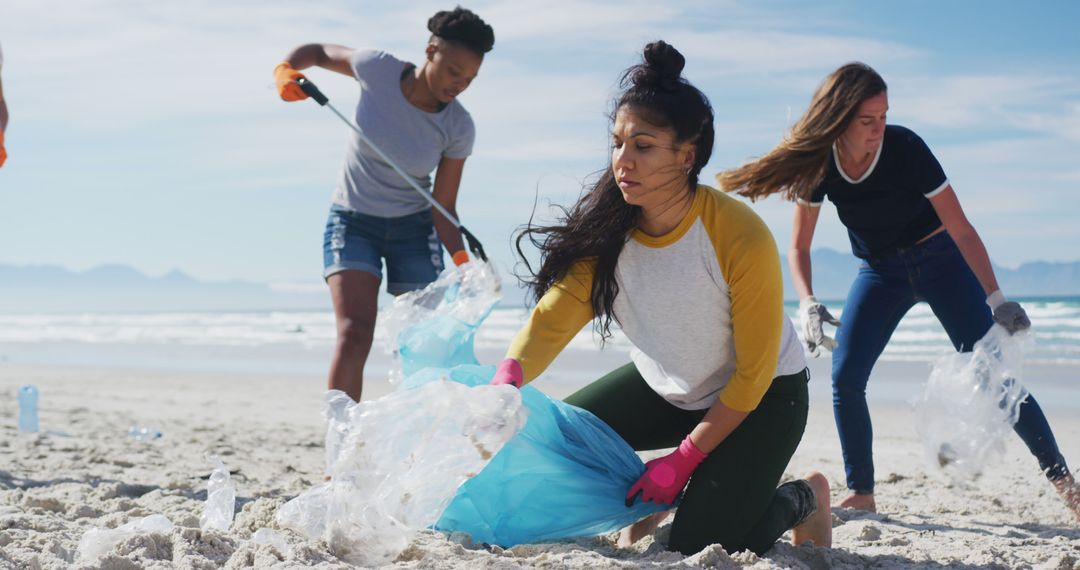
top-left (893, 73), bottom-right (1080, 139)
top-left (668, 29), bottom-right (919, 76)
top-left (2, 0), bottom-right (1078, 280)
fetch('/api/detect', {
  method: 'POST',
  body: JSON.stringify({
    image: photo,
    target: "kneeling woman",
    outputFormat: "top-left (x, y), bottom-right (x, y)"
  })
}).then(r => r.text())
top-left (490, 42), bottom-right (831, 555)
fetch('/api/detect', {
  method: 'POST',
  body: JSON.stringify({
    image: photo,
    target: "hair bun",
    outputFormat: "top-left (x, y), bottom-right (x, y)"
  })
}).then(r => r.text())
top-left (625, 41), bottom-right (685, 91)
top-left (427, 10), bottom-right (448, 33)
top-left (427, 7), bottom-right (495, 54)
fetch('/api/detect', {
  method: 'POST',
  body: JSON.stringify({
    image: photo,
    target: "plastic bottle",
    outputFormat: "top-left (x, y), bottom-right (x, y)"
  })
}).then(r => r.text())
top-left (127, 425), bottom-right (163, 441)
top-left (17, 384), bottom-right (39, 433)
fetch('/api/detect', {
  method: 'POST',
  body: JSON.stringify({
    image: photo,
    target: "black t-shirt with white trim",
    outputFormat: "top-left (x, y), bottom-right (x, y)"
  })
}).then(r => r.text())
top-left (805, 125), bottom-right (948, 260)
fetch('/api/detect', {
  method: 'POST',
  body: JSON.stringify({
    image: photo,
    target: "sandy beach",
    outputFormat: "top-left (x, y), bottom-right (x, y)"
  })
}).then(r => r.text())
top-left (1, 355), bottom-right (1078, 569)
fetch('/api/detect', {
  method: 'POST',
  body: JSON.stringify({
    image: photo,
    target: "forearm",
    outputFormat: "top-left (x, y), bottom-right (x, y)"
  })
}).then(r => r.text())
top-left (688, 399), bottom-right (750, 453)
top-left (283, 44), bottom-right (333, 70)
top-left (950, 228), bottom-right (1000, 295)
top-left (281, 44), bottom-right (354, 78)
top-left (0, 86), bottom-right (8, 131)
top-left (433, 210), bottom-right (465, 255)
top-left (506, 270), bottom-right (595, 383)
top-left (788, 247), bottom-right (814, 300)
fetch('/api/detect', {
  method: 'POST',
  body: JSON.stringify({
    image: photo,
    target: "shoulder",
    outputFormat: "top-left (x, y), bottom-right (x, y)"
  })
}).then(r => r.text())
top-left (885, 124), bottom-right (939, 161)
top-left (449, 102), bottom-right (475, 129)
top-left (886, 124), bottom-right (928, 148)
top-left (697, 186), bottom-right (779, 274)
top-left (698, 185), bottom-right (770, 237)
top-left (352, 49), bottom-right (403, 76)
top-left (444, 102), bottom-right (476, 141)
top-left (354, 48), bottom-right (397, 64)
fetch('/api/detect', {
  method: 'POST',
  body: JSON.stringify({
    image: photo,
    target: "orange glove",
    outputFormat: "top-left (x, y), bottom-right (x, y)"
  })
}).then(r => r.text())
top-left (0, 130), bottom-right (6, 169)
top-left (451, 250), bottom-right (470, 267)
top-left (273, 62), bottom-right (309, 102)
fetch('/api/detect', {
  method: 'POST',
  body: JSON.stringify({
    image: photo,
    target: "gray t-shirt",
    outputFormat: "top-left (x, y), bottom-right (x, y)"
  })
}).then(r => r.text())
top-left (332, 49), bottom-right (476, 217)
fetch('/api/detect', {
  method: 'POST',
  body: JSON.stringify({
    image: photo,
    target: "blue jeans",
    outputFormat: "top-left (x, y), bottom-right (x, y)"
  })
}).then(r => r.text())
top-left (322, 204), bottom-right (444, 295)
top-left (832, 232), bottom-right (1069, 494)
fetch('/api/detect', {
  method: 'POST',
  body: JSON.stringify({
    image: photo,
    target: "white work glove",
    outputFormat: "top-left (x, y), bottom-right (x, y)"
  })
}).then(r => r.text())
top-left (800, 296), bottom-right (841, 356)
top-left (986, 290), bottom-right (1030, 335)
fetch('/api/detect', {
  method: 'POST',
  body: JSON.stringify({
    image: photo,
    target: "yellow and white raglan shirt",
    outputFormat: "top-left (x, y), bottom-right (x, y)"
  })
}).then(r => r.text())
top-left (507, 185), bottom-right (805, 412)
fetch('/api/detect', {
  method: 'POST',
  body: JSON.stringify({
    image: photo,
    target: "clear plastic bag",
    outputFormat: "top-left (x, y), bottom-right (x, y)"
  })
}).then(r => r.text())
top-left (915, 325), bottom-right (1032, 483)
top-left (277, 381), bottom-right (525, 566)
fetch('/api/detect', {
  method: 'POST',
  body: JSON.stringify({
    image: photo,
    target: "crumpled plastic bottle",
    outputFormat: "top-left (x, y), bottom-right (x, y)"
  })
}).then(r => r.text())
top-left (915, 324), bottom-right (1032, 484)
top-left (251, 527), bottom-right (288, 554)
top-left (323, 390), bottom-right (353, 477)
top-left (128, 425), bottom-right (163, 441)
top-left (17, 384), bottom-right (39, 433)
top-left (200, 454), bottom-right (236, 532)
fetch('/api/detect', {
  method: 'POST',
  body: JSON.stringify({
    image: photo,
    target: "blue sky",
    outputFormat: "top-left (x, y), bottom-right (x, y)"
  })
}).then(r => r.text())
top-left (1, 1), bottom-right (1078, 291)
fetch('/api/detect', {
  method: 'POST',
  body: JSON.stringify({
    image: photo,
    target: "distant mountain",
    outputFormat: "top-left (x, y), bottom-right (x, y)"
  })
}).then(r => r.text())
top-left (779, 250), bottom-right (1080, 301)
top-left (1, 252), bottom-right (1078, 313)
top-left (0, 264), bottom-right (329, 313)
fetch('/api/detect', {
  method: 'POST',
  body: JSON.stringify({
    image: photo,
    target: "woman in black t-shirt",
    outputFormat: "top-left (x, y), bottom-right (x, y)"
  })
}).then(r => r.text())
top-left (719, 62), bottom-right (1078, 521)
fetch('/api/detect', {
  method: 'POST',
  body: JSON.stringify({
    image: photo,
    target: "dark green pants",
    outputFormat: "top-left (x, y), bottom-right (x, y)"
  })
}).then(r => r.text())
top-left (565, 363), bottom-right (809, 555)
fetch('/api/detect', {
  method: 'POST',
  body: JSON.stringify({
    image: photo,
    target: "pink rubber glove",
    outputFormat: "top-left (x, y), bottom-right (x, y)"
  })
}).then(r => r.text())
top-left (625, 435), bottom-right (707, 506)
top-left (489, 358), bottom-right (523, 388)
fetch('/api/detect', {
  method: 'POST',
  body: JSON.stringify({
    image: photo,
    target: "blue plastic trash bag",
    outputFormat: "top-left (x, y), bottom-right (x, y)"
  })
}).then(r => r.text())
top-left (381, 261), bottom-right (501, 384)
top-left (384, 262), bottom-right (666, 545)
top-left (398, 313), bottom-right (481, 377)
top-left (403, 363), bottom-right (668, 546)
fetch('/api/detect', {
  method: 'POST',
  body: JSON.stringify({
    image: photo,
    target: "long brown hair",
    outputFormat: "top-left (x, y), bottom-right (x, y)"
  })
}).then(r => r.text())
top-left (515, 41), bottom-right (714, 341)
top-left (718, 62), bottom-right (886, 202)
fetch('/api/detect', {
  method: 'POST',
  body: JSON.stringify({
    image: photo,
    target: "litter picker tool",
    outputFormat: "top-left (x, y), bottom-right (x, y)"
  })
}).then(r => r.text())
top-left (296, 77), bottom-right (487, 261)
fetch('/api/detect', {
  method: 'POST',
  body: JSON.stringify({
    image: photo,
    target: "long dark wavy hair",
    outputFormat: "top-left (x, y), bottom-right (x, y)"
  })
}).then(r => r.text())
top-left (515, 41), bottom-right (715, 341)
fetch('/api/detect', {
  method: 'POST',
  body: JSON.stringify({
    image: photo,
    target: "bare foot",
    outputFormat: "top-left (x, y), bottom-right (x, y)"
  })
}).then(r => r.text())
top-left (1051, 473), bottom-right (1080, 522)
top-left (617, 510), bottom-right (671, 547)
top-left (839, 492), bottom-right (876, 512)
top-left (792, 471), bottom-right (832, 548)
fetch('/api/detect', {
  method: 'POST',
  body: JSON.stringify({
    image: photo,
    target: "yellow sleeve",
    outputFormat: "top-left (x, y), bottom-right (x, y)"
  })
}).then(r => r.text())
top-left (703, 190), bottom-right (785, 412)
top-left (506, 260), bottom-right (596, 384)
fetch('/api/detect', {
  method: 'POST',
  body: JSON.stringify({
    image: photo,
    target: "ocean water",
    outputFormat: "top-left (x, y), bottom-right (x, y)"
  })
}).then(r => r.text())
top-left (1, 297), bottom-right (1079, 374)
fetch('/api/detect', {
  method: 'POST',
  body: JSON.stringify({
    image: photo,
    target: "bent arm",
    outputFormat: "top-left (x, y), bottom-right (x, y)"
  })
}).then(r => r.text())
top-left (431, 156), bottom-right (467, 256)
top-left (689, 399), bottom-right (751, 454)
top-left (929, 185), bottom-right (1000, 295)
top-left (506, 262), bottom-right (595, 383)
top-left (789, 203), bottom-right (821, 301)
top-left (0, 77), bottom-right (8, 132)
top-left (699, 210), bottom-right (786, 447)
top-left (282, 44), bottom-right (356, 78)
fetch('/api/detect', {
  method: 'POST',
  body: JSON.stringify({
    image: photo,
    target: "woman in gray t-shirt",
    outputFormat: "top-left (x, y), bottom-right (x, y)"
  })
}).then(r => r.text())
top-left (273, 8), bottom-right (494, 403)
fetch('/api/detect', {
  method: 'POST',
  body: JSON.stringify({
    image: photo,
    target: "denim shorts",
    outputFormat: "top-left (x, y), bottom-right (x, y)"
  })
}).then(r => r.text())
top-left (322, 204), bottom-right (444, 295)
